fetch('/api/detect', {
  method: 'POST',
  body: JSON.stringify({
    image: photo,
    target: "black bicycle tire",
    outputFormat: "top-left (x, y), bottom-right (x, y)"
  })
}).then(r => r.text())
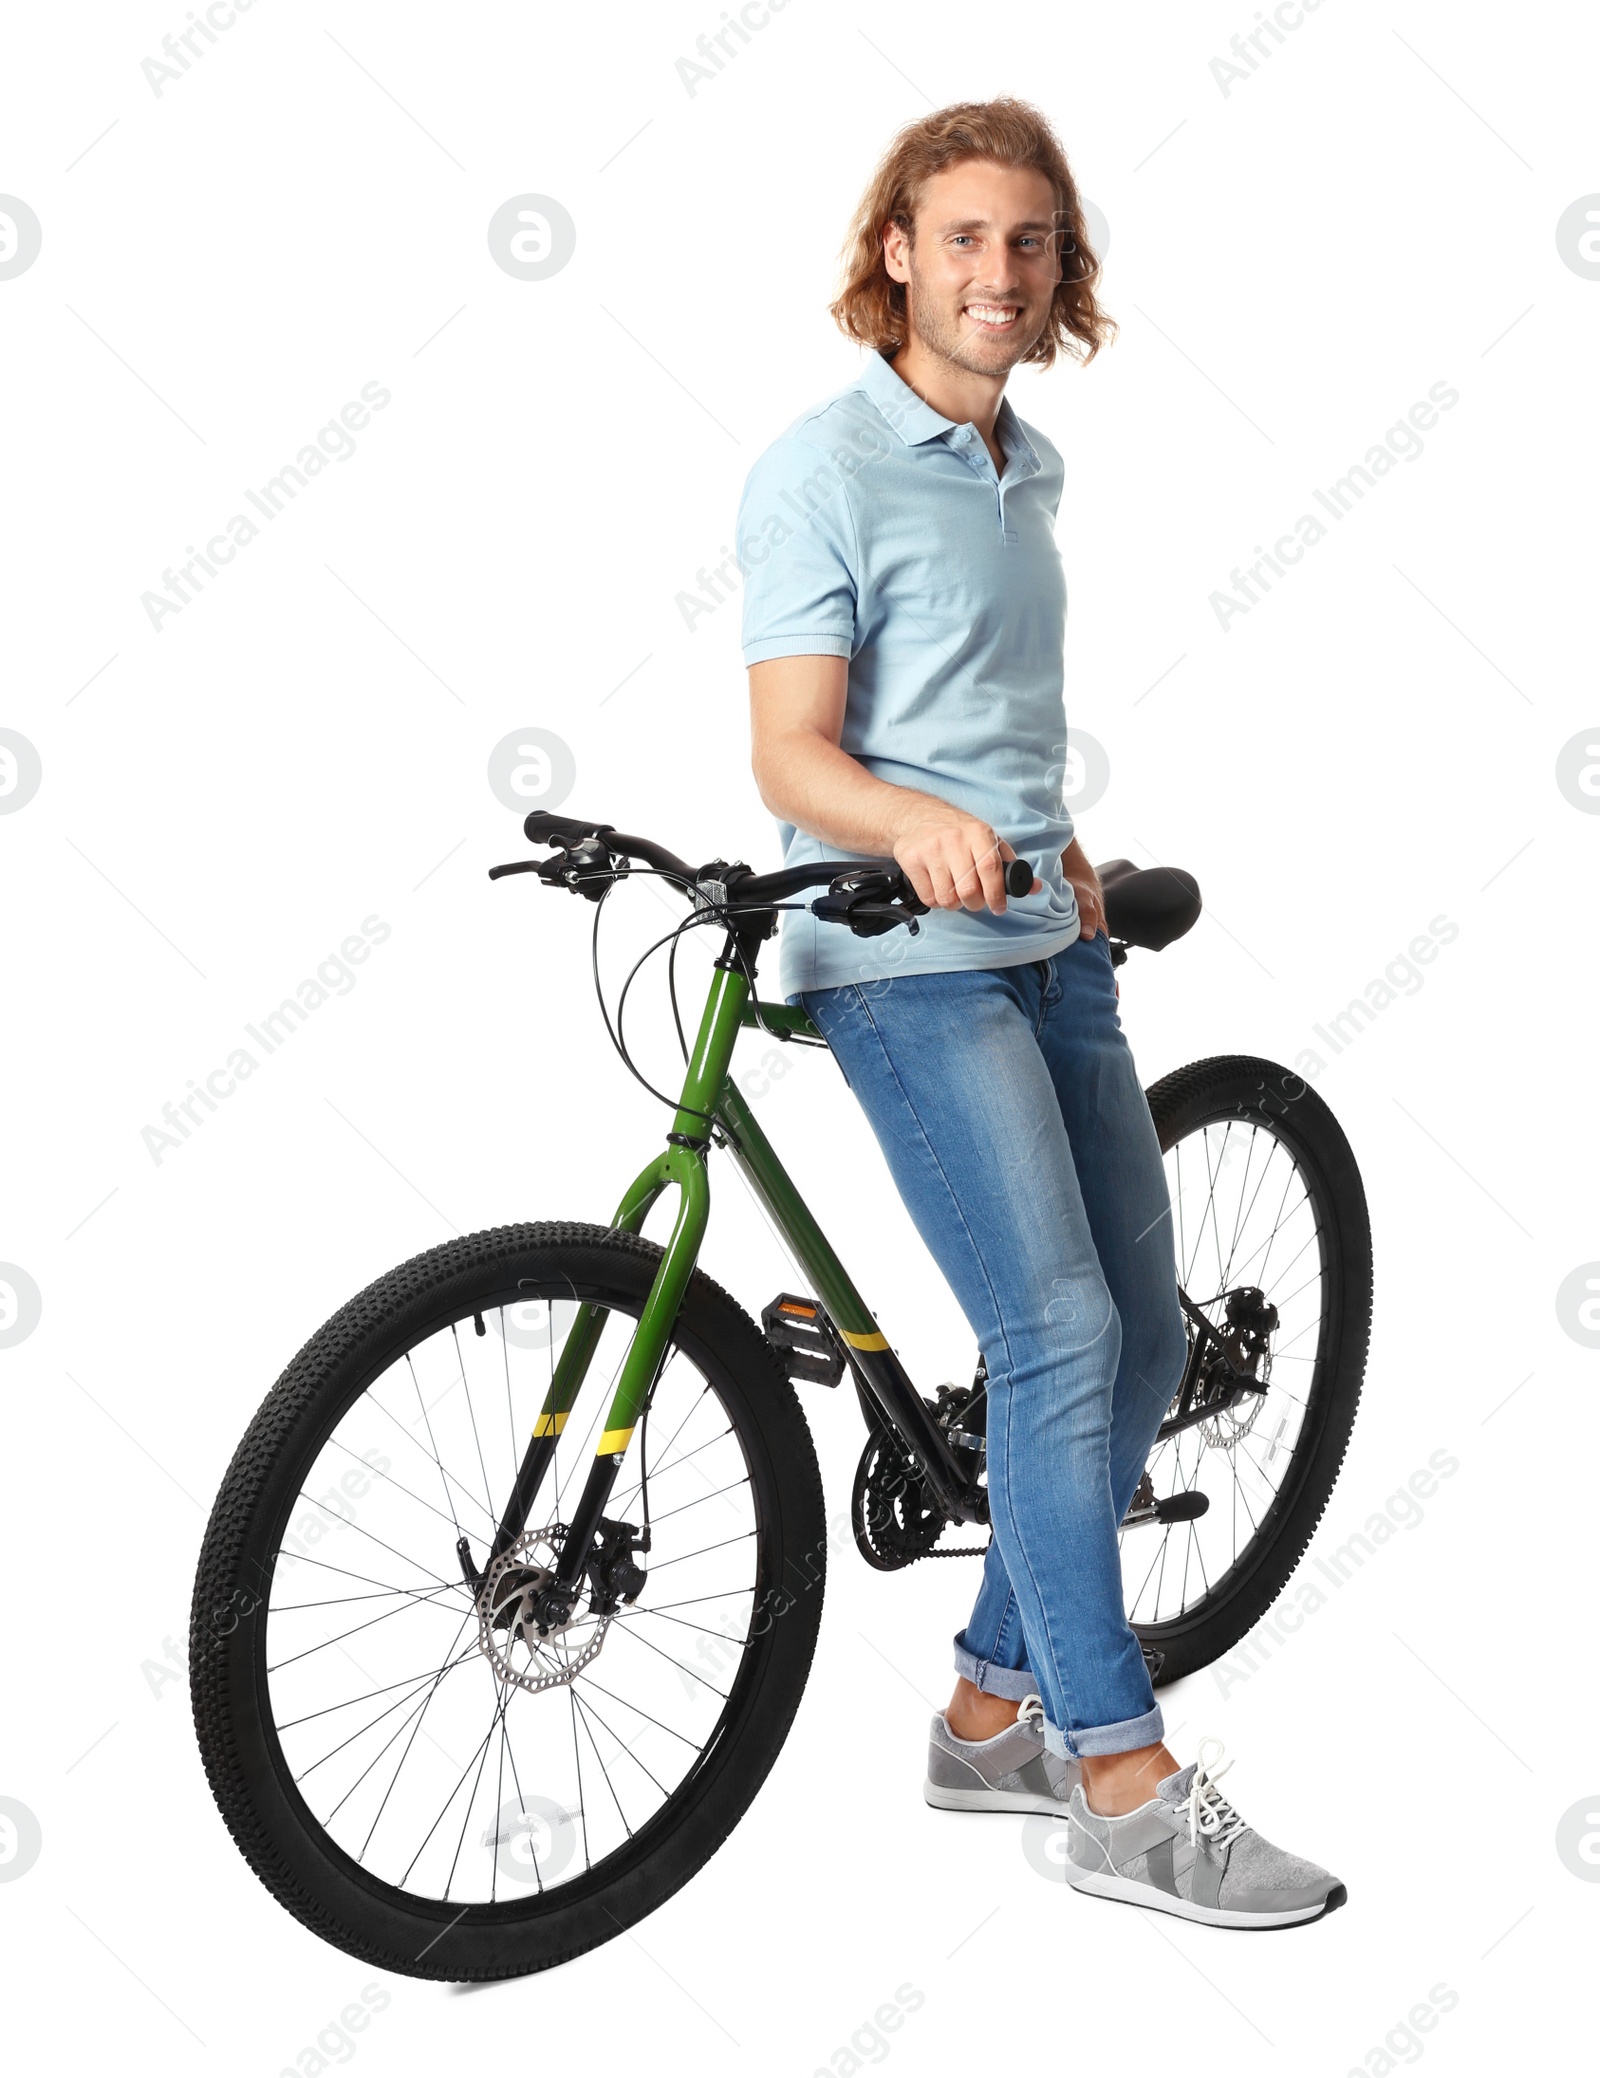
top-left (190, 1221), bottom-right (827, 1981)
top-left (1133, 1056), bottom-right (1372, 1684)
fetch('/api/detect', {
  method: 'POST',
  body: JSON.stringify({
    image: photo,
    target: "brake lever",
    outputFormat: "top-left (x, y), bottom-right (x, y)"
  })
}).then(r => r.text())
top-left (832, 901), bottom-right (922, 938)
top-left (812, 866), bottom-right (927, 936)
top-left (488, 837), bottom-right (617, 899)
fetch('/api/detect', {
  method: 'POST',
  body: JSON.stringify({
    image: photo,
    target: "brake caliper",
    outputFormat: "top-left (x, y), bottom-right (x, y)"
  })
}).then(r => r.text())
top-left (586, 1516), bottom-right (650, 1616)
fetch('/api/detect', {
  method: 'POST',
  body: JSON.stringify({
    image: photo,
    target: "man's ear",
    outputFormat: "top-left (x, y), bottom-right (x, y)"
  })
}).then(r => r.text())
top-left (882, 218), bottom-right (911, 286)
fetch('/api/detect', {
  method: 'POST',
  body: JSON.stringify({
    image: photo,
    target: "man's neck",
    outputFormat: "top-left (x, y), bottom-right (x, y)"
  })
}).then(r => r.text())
top-left (888, 336), bottom-right (1009, 446)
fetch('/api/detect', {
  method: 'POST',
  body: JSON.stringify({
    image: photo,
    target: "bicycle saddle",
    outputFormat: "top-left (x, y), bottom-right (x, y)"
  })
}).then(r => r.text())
top-left (1095, 858), bottom-right (1202, 952)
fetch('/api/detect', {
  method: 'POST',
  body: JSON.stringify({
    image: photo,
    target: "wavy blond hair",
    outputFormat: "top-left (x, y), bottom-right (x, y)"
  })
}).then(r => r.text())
top-left (830, 97), bottom-right (1114, 369)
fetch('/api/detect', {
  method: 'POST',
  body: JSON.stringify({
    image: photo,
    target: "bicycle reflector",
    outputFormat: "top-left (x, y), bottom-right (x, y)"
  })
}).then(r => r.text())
top-left (761, 1294), bottom-right (845, 1388)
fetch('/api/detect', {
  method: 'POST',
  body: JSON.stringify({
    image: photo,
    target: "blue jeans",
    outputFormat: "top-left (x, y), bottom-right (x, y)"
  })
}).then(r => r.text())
top-left (800, 935), bottom-right (1188, 1759)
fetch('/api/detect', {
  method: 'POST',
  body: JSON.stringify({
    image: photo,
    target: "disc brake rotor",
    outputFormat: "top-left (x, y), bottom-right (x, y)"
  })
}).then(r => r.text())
top-left (476, 1526), bottom-right (610, 1694)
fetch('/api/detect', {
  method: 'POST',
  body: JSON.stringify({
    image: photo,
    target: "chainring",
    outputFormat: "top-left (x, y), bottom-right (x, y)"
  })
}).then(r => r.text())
top-left (849, 1428), bottom-right (989, 1571)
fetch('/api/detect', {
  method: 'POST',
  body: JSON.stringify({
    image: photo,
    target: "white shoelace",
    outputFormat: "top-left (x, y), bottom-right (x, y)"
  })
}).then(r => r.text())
top-left (1184, 1735), bottom-right (1248, 1850)
top-left (1017, 1694), bottom-right (1046, 1731)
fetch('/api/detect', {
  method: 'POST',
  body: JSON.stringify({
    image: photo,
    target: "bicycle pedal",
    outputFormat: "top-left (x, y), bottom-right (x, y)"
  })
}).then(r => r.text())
top-left (761, 1293), bottom-right (844, 1387)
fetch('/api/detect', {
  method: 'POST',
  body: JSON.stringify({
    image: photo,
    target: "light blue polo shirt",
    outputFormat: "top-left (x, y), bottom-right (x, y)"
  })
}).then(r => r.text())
top-left (738, 349), bottom-right (1082, 999)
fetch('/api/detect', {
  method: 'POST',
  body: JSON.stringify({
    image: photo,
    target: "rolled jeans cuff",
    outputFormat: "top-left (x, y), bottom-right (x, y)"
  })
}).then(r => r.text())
top-left (951, 1633), bottom-right (1041, 1704)
top-left (1040, 1701), bottom-right (1165, 1762)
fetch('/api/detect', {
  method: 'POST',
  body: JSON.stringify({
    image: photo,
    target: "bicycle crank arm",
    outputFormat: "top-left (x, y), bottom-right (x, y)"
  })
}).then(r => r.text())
top-left (844, 1351), bottom-right (984, 1524)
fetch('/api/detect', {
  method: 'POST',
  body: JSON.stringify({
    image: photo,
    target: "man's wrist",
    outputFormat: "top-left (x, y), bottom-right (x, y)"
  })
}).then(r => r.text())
top-left (885, 791), bottom-right (967, 846)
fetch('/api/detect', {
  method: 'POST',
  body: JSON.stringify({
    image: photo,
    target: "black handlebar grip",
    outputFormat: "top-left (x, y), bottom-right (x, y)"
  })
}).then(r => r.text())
top-left (1004, 859), bottom-right (1035, 898)
top-left (523, 810), bottom-right (607, 845)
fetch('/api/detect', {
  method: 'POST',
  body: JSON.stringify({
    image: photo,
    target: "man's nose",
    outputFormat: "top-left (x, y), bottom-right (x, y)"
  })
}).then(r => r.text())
top-left (970, 249), bottom-right (1022, 296)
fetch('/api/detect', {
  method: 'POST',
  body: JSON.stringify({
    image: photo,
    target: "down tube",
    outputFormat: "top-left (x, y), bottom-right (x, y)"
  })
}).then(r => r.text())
top-left (713, 1078), bottom-right (970, 1516)
top-left (715, 1079), bottom-right (883, 1345)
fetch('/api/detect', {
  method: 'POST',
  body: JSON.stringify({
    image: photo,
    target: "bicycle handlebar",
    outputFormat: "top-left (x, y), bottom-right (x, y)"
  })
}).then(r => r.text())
top-left (503, 814), bottom-right (1036, 932)
top-left (523, 810), bottom-right (697, 884)
top-left (735, 854), bottom-right (1033, 905)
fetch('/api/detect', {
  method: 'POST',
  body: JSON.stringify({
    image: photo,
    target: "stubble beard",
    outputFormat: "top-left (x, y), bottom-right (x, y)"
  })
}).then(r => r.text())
top-left (904, 253), bottom-right (1049, 378)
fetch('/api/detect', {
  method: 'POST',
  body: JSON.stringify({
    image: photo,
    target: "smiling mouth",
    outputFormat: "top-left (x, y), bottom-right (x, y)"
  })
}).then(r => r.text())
top-left (963, 303), bottom-right (1021, 331)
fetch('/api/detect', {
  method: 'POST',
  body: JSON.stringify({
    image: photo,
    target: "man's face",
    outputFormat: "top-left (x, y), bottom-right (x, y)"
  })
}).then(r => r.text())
top-left (884, 160), bottom-right (1064, 377)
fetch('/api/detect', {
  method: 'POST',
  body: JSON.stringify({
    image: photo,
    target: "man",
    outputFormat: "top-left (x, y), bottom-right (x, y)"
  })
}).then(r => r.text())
top-left (738, 97), bottom-right (1343, 1927)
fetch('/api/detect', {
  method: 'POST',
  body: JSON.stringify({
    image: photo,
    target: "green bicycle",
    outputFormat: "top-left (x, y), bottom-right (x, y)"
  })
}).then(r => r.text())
top-left (191, 809), bottom-right (1371, 1980)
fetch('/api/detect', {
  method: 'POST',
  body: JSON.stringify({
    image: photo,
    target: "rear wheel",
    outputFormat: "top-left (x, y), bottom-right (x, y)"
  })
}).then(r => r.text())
top-left (1125, 1058), bottom-right (1371, 1683)
top-left (191, 1222), bottom-right (826, 1980)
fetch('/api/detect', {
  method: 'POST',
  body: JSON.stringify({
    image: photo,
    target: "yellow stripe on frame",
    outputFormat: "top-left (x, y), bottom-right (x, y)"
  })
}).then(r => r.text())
top-left (598, 1426), bottom-right (636, 1455)
top-left (839, 1327), bottom-right (889, 1351)
top-left (532, 1410), bottom-right (569, 1438)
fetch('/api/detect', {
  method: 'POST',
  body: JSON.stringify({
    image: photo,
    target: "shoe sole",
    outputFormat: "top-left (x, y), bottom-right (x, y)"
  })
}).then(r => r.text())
top-left (1066, 1868), bottom-right (1348, 1929)
top-left (923, 1780), bottom-right (1076, 1817)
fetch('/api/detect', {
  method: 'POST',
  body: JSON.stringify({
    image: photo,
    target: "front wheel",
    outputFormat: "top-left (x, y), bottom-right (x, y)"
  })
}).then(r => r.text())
top-left (1126, 1058), bottom-right (1372, 1684)
top-left (190, 1223), bottom-right (826, 1980)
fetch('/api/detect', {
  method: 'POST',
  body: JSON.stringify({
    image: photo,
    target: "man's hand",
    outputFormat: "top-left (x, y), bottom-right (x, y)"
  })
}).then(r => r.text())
top-left (1062, 837), bottom-right (1107, 939)
top-left (893, 810), bottom-right (1042, 914)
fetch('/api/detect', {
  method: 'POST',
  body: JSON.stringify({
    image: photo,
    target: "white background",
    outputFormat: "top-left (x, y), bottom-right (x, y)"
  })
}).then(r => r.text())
top-left (3, 0), bottom-right (1597, 2070)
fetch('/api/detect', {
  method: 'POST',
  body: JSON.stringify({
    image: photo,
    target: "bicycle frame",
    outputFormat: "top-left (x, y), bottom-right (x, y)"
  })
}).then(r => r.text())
top-left (490, 932), bottom-right (984, 1600)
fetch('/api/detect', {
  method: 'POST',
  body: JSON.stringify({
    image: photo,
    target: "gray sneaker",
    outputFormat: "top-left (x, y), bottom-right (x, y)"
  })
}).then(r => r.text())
top-left (924, 1694), bottom-right (1081, 1815)
top-left (1065, 1738), bottom-right (1345, 1928)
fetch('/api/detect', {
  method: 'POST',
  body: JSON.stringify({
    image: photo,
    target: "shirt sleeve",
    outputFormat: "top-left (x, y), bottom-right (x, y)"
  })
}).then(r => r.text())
top-left (737, 434), bottom-right (858, 666)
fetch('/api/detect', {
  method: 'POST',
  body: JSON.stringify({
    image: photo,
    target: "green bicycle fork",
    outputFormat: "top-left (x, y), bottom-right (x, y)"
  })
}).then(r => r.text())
top-left (490, 947), bottom-right (749, 1596)
top-left (486, 931), bottom-right (980, 1611)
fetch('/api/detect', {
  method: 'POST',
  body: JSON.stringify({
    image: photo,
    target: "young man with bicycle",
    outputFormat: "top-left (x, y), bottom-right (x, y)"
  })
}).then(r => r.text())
top-left (741, 96), bottom-right (1344, 1928)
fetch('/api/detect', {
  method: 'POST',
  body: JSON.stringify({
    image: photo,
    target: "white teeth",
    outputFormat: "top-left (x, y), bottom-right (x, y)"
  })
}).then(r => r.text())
top-left (965, 305), bottom-right (1018, 328)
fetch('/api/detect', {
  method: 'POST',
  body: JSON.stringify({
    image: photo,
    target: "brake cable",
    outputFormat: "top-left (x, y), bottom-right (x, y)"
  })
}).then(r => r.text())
top-left (592, 887), bottom-right (807, 1127)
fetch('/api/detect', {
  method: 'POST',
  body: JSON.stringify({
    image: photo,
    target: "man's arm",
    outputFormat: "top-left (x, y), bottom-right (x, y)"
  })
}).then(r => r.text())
top-left (749, 655), bottom-right (1039, 915)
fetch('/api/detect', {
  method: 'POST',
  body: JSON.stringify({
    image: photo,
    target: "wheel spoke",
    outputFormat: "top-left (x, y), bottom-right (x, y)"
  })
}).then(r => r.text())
top-left (449, 1320), bottom-right (498, 1534)
top-left (647, 1475), bottom-right (751, 1525)
top-left (571, 1689), bottom-right (633, 1839)
top-left (267, 1582), bottom-right (466, 1673)
top-left (405, 1351), bottom-right (463, 1541)
top-left (325, 1430), bottom-right (495, 1542)
top-left (359, 1388), bottom-right (501, 1535)
top-left (297, 1647), bottom-right (481, 1786)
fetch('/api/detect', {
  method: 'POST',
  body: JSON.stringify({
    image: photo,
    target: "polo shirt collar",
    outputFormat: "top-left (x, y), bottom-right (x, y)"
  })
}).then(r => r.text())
top-left (858, 350), bottom-right (1040, 475)
top-left (859, 350), bottom-right (960, 446)
top-left (994, 394), bottom-right (1039, 473)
